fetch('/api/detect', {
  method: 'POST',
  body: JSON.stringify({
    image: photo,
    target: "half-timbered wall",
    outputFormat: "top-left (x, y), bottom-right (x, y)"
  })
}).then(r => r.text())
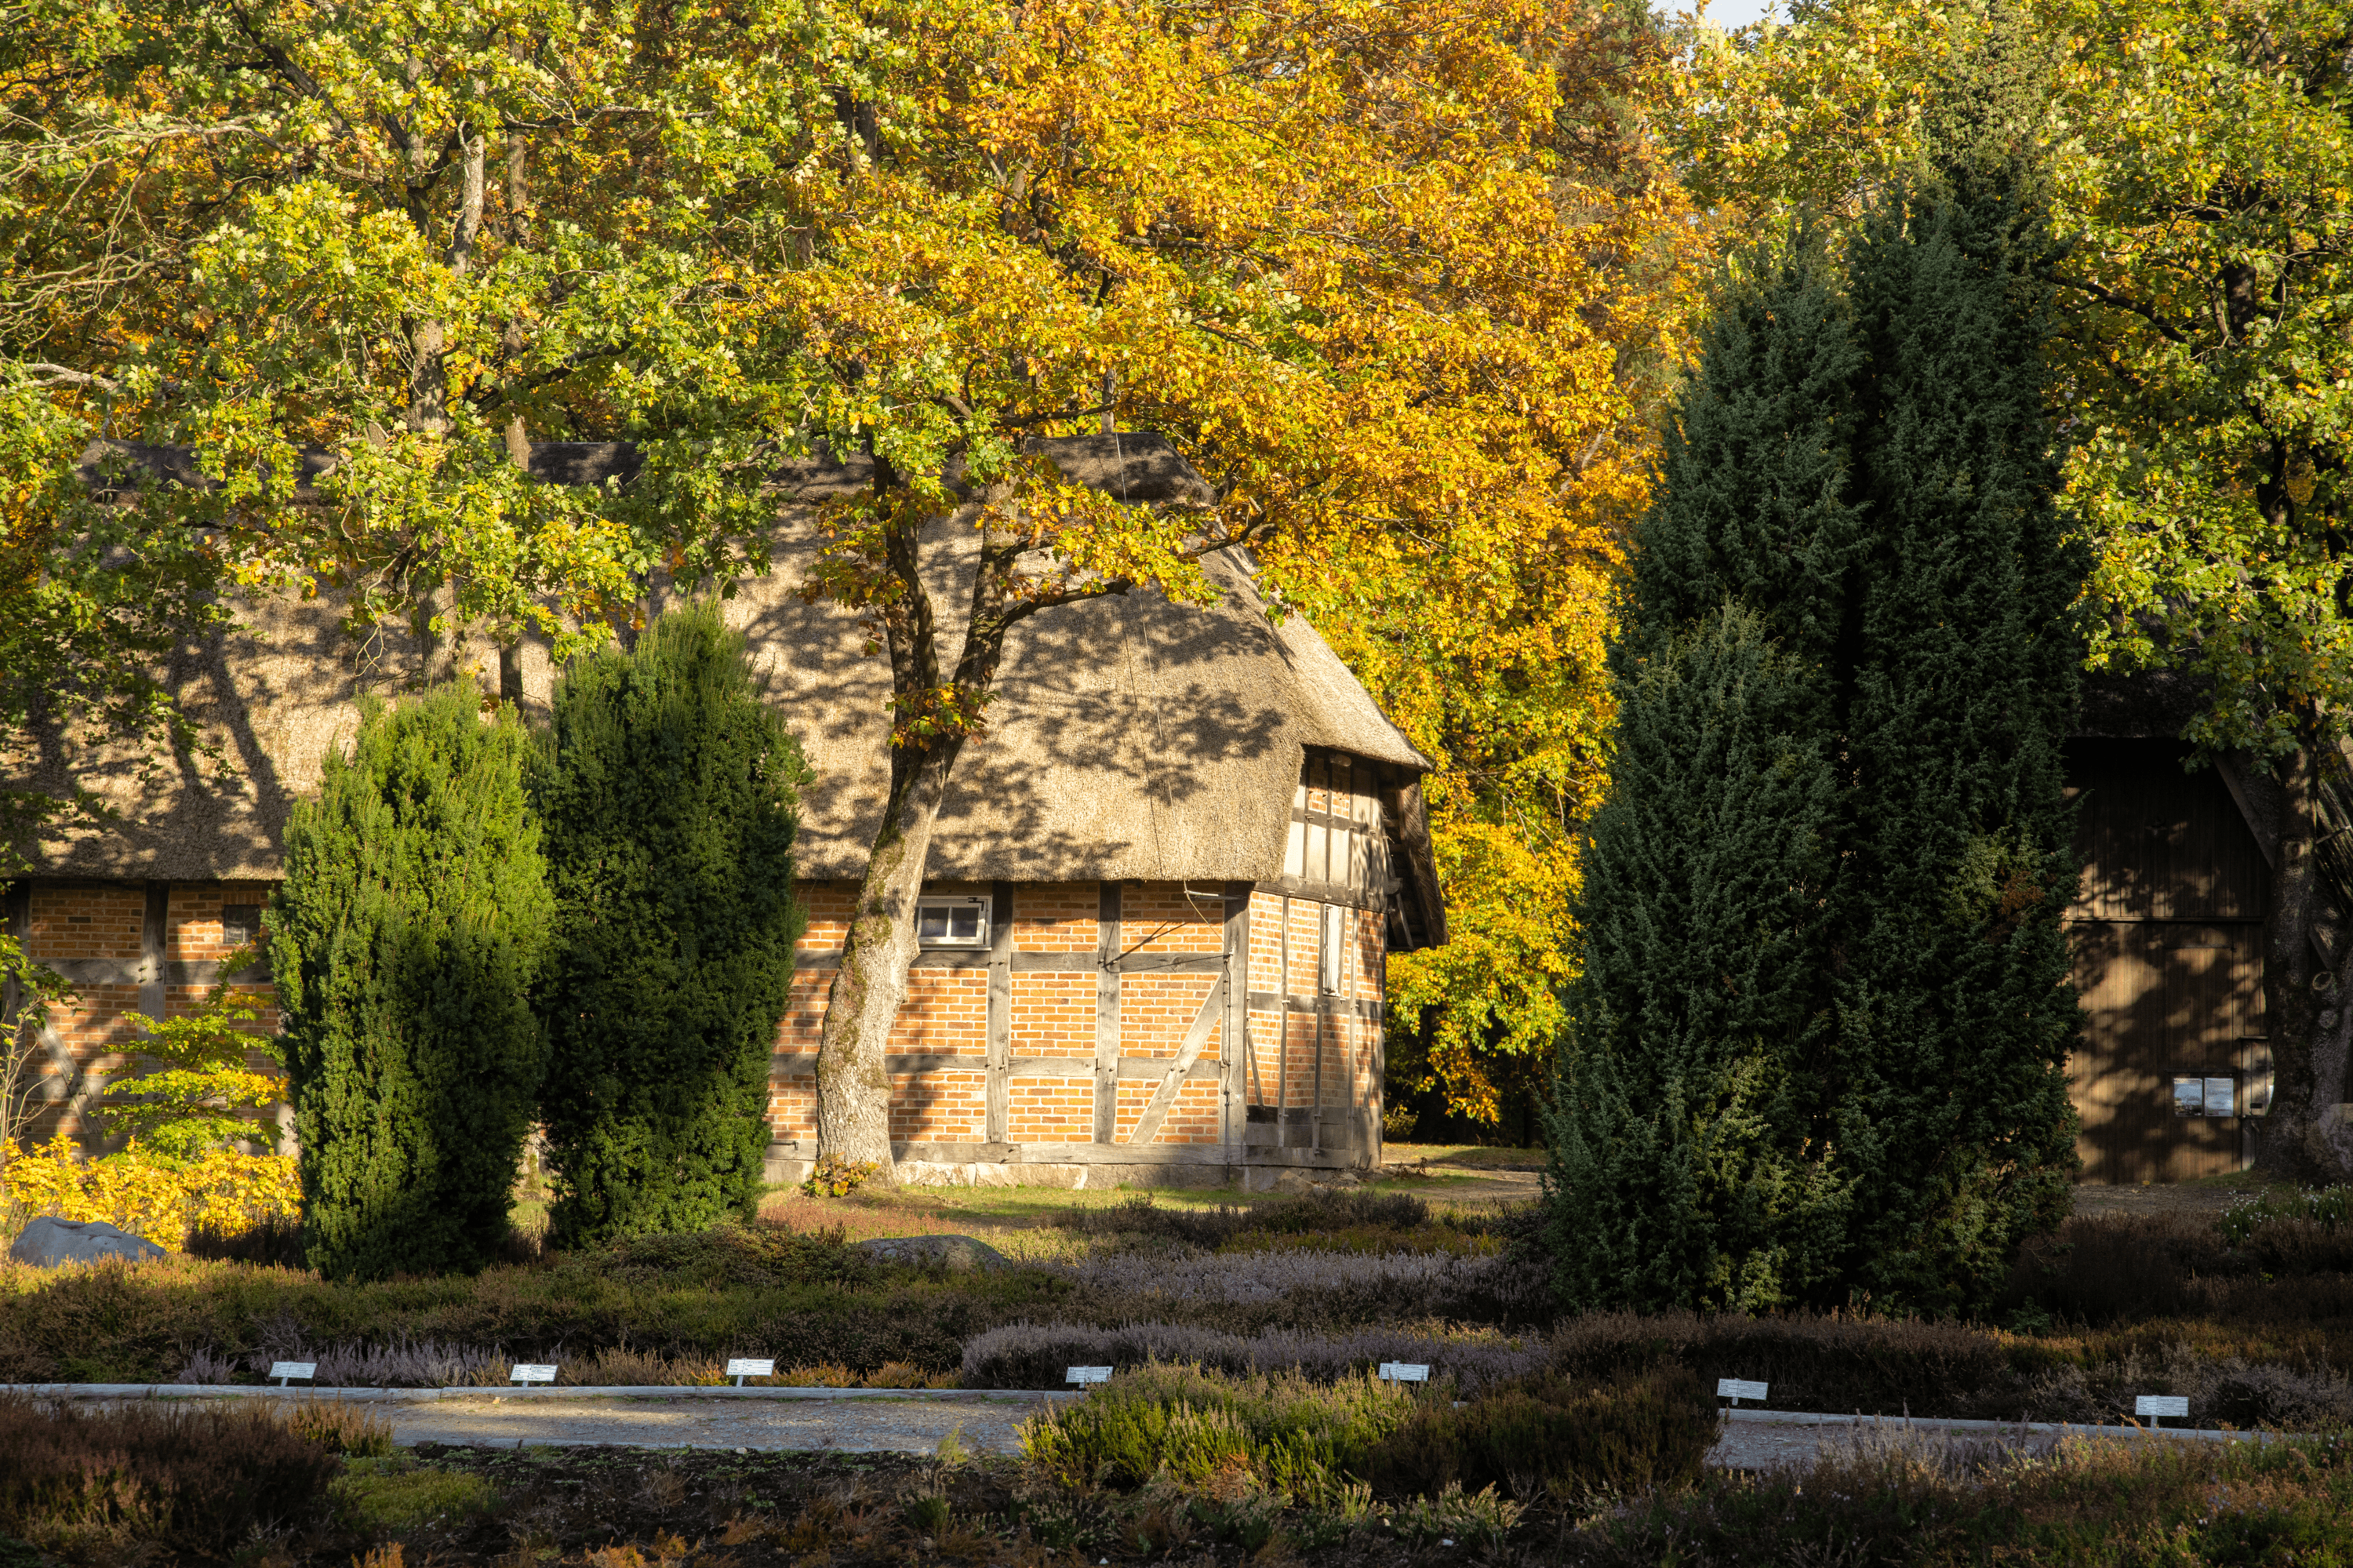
top-left (768, 878), bottom-right (1250, 1158)
top-left (2065, 739), bottom-right (2271, 1182)
top-left (5, 753), bottom-right (1398, 1183)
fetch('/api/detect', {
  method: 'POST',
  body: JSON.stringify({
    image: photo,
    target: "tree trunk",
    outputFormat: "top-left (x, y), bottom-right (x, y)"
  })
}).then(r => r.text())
top-left (813, 740), bottom-right (962, 1181)
top-left (2254, 739), bottom-right (2353, 1181)
top-left (407, 126), bottom-right (485, 435)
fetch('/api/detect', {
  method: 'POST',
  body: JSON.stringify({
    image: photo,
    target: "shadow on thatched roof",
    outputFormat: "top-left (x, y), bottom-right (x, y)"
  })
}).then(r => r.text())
top-left (20, 435), bottom-right (1437, 928)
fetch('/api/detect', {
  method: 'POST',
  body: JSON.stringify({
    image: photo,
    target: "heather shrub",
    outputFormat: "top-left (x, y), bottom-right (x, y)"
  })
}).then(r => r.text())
top-left (1996, 1210), bottom-right (2353, 1328)
top-left (962, 1320), bottom-right (1545, 1393)
top-left (1064, 1246), bottom-right (1504, 1303)
top-left (1021, 1362), bottom-right (1416, 1502)
top-left (1574, 1425), bottom-right (2353, 1567)
top-left (1997, 1213), bottom-right (2238, 1326)
top-left (1052, 1190), bottom-right (1432, 1250)
top-left (2242, 1218), bottom-right (2353, 1277)
top-left (1054, 1245), bottom-right (1549, 1329)
top-left (0, 1392), bottom-right (340, 1559)
top-left (275, 1397), bottom-right (395, 1457)
top-left (186, 1210), bottom-right (307, 1268)
top-left (1362, 1366), bottom-right (1717, 1501)
top-left (1546, 1306), bottom-right (2353, 1428)
top-left (1549, 1309), bottom-right (2026, 1417)
top-left (590, 1224), bottom-right (878, 1289)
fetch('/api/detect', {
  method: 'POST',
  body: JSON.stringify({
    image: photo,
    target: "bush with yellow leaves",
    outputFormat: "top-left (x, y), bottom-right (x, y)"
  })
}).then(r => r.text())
top-left (1, 1133), bottom-right (298, 1250)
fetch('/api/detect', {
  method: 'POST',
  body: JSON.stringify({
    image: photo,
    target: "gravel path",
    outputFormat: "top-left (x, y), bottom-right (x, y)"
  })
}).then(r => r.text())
top-left (398, 1402), bottom-right (2249, 1465)
top-left (2066, 1182), bottom-right (2252, 1219)
top-left (391, 1392), bottom-right (1066, 1453)
top-left (25, 1386), bottom-right (2258, 1467)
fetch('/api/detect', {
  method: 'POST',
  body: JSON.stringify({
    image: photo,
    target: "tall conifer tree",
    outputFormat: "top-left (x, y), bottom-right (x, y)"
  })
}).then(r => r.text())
top-left (271, 688), bottom-right (553, 1280)
top-left (1828, 166), bottom-right (2085, 1305)
top-left (1551, 161), bottom-right (2082, 1314)
top-left (533, 604), bottom-right (807, 1246)
top-left (1549, 603), bottom-right (1846, 1309)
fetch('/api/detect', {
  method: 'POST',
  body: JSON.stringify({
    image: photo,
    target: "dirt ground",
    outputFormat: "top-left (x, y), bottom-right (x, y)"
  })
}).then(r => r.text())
top-left (2065, 1175), bottom-right (2276, 1219)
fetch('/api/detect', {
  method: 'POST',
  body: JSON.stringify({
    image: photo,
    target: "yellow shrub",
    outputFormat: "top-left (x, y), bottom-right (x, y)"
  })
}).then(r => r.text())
top-left (0, 1134), bottom-right (299, 1249)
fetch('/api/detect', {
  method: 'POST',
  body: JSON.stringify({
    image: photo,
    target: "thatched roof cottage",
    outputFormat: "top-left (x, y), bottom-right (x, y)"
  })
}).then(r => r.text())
top-left (3, 435), bottom-right (1446, 1190)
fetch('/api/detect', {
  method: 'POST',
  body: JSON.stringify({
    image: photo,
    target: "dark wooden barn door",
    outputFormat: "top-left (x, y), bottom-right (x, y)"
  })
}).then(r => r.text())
top-left (2064, 740), bottom-right (2268, 1183)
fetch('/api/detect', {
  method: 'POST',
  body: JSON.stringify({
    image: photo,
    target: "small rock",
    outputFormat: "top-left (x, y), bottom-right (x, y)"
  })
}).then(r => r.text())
top-left (8, 1216), bottom-right (167, 1268)
top-left (852, 1234), bottom-right (1011, 1272)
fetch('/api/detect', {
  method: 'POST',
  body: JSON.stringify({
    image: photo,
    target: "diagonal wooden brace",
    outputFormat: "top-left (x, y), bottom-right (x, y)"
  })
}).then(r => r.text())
top-left (1122, 975), bottom-right (1227, 1147)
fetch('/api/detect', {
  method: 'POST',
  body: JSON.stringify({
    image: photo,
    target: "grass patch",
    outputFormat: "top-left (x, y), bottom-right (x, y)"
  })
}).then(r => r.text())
top-left (1022, 1362), bottom-right (1417, 1503)
top-left (1384, 1144), bottom-right (1548, 1171)
top-left (332, 1458), bottom-right (500, 1531)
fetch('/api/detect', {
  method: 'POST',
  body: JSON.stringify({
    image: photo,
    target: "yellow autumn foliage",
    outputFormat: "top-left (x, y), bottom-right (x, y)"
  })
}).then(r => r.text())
top-left (0, 1135), bottom-right (299, 1251)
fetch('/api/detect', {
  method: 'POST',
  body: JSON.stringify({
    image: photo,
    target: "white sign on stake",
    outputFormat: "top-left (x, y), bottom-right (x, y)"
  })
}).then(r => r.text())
top-left (510, 1363), bottom-right (558, 1385)
top-left (1378, 1362), bottom-right (1431, 1384)
top-left (2135, 1394), bottom-right (2189, 1424)
top-left (268, 1361), bottom-right (316, 1387)
top-left (1065, 1366), bottom-right (1112, 1386)
top-left (1717, 1379), bottom-right (1769, 1406)
top-left (726, 1359), bottom-right (776, 1388)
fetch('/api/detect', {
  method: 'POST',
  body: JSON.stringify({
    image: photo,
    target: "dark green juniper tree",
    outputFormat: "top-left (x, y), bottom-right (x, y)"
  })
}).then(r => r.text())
top-left (533, 602), bottom-right (807, 1246)
top-left (1549, 602), bottom-right (1847, 1311)
top-left (1549, 155), bottom-right (2085, 1314)
top-left (271, 687), bottom-right (553, 1280)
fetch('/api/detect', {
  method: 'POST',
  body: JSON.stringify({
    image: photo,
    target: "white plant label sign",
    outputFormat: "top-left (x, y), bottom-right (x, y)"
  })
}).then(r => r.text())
top-left (2136, 1395), bottom-right (2188, 1420)
top-left (1717, 1379), bottom-right (1769, 1404)
top-left (1065, 1366), bottom-right (1111, 1385)
top-left (510, 1364), bottom-right (558, 1384)
top-left (726, 1359), bottom-right (776, 1385)
top-left (1378, 1362), bottom-right (1431, 1384)
top-left (269, 1361), bottom-right (316, 1385)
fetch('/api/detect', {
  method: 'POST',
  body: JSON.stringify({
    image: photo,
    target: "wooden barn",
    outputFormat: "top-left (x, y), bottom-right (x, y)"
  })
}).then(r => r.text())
top-left (2064, 674), bottom-right (2281, 1183)
top-left (2, 437), bottom-right (1446, 1191)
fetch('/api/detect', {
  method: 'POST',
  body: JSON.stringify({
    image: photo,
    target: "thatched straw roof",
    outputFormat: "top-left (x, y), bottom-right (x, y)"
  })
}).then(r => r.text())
top-left (20, 435), bottom-right (1439, 933)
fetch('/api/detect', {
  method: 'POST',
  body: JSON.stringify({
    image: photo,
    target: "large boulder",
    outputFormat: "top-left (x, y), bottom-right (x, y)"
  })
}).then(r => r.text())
top-left (9, 1216), bottom-right (168, 1268)
top-left (853, 1234), bottom-right (1011, 1272)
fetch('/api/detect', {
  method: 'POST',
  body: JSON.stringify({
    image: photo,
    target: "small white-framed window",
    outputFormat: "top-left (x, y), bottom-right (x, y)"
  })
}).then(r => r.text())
top-left (1319, 903), bottom-right (1344, 994)
top-left (916, 896), bottom-right (990, 949)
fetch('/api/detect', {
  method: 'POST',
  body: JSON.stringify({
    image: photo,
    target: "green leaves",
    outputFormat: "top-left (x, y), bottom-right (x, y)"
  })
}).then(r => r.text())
top-left (100, 950), bottom-right (283, 1165)
top-left (1682, 0), bottom-right (2353, 763)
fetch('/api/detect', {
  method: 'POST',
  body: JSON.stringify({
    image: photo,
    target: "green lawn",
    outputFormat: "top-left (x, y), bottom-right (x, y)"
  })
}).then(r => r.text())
top-left (1380, 1144), bottom-right (1547, 1171)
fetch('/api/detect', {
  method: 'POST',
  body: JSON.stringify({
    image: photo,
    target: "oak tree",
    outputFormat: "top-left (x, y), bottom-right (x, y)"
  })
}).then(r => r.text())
top-left (8, 0), bottom-right (1713, 1178)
